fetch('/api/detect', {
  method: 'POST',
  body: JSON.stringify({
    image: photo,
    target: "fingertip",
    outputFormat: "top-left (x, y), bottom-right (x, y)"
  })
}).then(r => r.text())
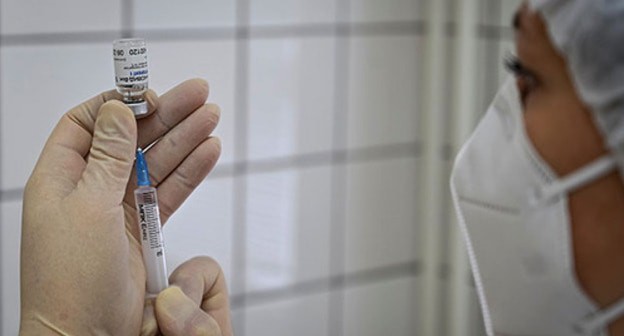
top-left (100, 89), bottom-right (123, 102)
top-left (205, 103), bottom-right (221, 124)
top-left (157, 285), bottom-right (184, 304)
top-left (102, 99), bottom-right (133, 115)
top-left (95, 101), bottom-right (138, 160)
top-left (185, 78), bottom-right (210, 101)
top-left (145, 89), bottom-right (159, 116)
top-left (78, 99), bottom-right (138, 203)
top-left (191, 77), bottom-right (210, 93)
top-left (169, 256), bottom-right (225, 297)
top-left (155, 286), bottom-right (195, 322)
top-left (196, 137), bottom-right (222, 173)
top-left (156, 285), bottom-right (222, 336)
top-left (156, 286), bottom-right (183, 314)
top-left (208, 136), bottom-right (222, 154)
top-left (211, 136), bottom-right (222, 147)
top-left (99, 100), bottom-right (138, 135)
top-left (195, 104), bottom-right (221, 137)
top-left (177, 256), bottom-right (222, 276)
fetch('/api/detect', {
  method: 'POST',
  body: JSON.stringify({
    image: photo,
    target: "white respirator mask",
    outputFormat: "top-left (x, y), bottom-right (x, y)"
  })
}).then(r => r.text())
top-left (450, 79), bottom-right (624, 335)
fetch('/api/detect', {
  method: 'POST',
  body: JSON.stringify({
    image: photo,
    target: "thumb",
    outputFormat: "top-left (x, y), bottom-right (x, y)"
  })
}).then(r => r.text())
top-left (155, 286), bottom-right (222, 336)
top-left (77, 100), bottom-right (137, 204)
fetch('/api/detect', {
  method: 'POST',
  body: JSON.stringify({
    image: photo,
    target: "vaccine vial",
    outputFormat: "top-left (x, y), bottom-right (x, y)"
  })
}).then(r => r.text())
top-left (113, 38), bottom-right (149, 118)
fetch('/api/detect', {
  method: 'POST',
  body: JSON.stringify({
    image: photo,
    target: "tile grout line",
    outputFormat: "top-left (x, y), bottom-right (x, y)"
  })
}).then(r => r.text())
top-left (485, 0), bottom-right (502, 104)
top-left (231, 260), bottom-right (422, 310)
top-left (0, 141), bottom-right (425, 202)
top-left (327, 0), bottom-right (351, 334)
top-left (231, 0), bottom-right (251, 334)
top-left (0, 0), bottom-right (3, 330)
top-left (474, 3), bottom-right (501, 335)
top-left (121, 0), bottom-right (133, 38)
top-left (0, 22), bottom-right (511, 47)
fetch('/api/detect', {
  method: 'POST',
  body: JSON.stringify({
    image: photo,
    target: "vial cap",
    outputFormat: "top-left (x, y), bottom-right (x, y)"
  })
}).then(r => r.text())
top-left (127, 101), bottom-right (149, 119)
top-left (136, 148), bottom-right (151, 187)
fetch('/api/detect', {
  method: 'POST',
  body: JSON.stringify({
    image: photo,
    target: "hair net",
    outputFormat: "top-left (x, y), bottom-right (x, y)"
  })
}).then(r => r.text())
top-left (530, 0), bottom-right (624, 178)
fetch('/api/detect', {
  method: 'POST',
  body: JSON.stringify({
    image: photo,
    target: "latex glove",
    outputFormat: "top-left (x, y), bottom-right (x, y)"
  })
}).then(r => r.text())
top-left (141, 257), bottom-right (233, 336)
top-left (20, 79), bottom-right (225, 335)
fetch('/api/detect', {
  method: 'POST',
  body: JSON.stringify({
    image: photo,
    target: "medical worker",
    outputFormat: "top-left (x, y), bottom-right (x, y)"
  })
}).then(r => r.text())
top-left (452, 1), bottom-right (624, 335)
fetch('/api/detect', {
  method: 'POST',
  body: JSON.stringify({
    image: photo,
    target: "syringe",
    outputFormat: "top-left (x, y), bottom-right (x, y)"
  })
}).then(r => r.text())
top-left (134, 148), bottom-right (169, 296)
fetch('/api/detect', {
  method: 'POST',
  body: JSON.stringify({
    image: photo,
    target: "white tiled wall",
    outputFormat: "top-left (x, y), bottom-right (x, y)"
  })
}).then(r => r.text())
top-left (349, 0), bottom-right (423, 23)
top-left (343, 277), bottom-right (419, 336)
top-left (0, 43), bottom-right (112, 190)
top-left (345, 158), bottom-right (420, 273)
top-left (1, 201), bottom-right (22, 336)
top-left (1, 0), bottom-right (122, 34)
top-left (249, 0), bottom-right (336, 26)
top-left (245, 166), bottom-right (333, 292)
top-left (0, 0), bottom-right (517, 335)
top-left (133, 0), bottom-right (236, 30)
top-left (164, 177), bottom-right (235, 292)
top-left (347, 36), bottom-right (421, 150)
top-left (247, 37), bottom-right (336, 161)
top-left (245, 293), bottom-right (330, 336)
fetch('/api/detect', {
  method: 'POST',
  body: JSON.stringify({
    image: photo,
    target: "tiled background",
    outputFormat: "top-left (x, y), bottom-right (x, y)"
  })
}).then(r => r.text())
top-left (0, 0), bottom-right (521, 335)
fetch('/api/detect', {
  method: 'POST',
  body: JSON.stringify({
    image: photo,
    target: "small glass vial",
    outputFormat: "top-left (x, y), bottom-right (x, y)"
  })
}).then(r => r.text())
top-left (113, 38), bottom-right (149, 118)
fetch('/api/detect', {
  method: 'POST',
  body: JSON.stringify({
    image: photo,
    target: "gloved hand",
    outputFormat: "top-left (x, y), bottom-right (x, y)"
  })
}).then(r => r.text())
top-left (141, 257), bottom-right (233, 336)
top-left (19, 79), bottom-right (229, 335)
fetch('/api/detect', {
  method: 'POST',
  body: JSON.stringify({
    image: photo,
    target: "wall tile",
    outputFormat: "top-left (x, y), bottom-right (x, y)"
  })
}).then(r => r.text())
top-left (245, 166), bottom-right (332, 292)
top-left (148, 40), bottom-right (237, 165)
top-left (349, 0), bottom-right (423, 23)
top-left (231, 306), bottom-right (245, 335)
top-left (479, 0), bottom-right (523, 27)
top-left (249, 0), bottom-right (336, 26)
top-left (343, 277), bottom-right (419, 336)
top-left (245, 293), bottom-right (330, 336)
top-left (345, 158), bottom-right (420, 273)
top-left (436, 278), bottom-right (488, 335)
top-left (1, 201), bottom-right (21, 336)
top-left (1, 0), bottom-right (122, 35)
top-left (248, 37), bottom-right (335, 161)
top-left (133, 0), bottom-right (236, 30)
top-left (347, 36), bottom-right (421, 150)
top-left (0, 44), bottom-right (112, 190)
top-left (163, 177), bottom-right (234, 291)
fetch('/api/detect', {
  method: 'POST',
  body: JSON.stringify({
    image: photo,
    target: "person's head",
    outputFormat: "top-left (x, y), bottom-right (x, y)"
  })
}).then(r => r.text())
top-left (451, 1), bottom-right (624, 335)
top-left (515, 0), bottom-right (624, 312)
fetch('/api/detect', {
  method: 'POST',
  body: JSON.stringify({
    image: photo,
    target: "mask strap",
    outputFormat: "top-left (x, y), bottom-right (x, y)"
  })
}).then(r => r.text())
top-left (576, 297), bottom-right (624, 334)
top-left (534, 156), bottom-right (617, 205)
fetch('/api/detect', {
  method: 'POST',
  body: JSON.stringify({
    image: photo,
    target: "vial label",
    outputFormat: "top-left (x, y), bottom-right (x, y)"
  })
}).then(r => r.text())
top-left (113, 44), bottom-right (148, 86)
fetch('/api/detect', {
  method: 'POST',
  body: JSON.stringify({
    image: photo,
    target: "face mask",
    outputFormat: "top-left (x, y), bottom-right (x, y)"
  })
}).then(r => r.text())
top-left (450, 79), bottom-right (624, 335)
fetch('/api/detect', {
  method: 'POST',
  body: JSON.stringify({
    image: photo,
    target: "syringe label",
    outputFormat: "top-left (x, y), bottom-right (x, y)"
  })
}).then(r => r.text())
top-left (138, 202), bottom-right (163, 250)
